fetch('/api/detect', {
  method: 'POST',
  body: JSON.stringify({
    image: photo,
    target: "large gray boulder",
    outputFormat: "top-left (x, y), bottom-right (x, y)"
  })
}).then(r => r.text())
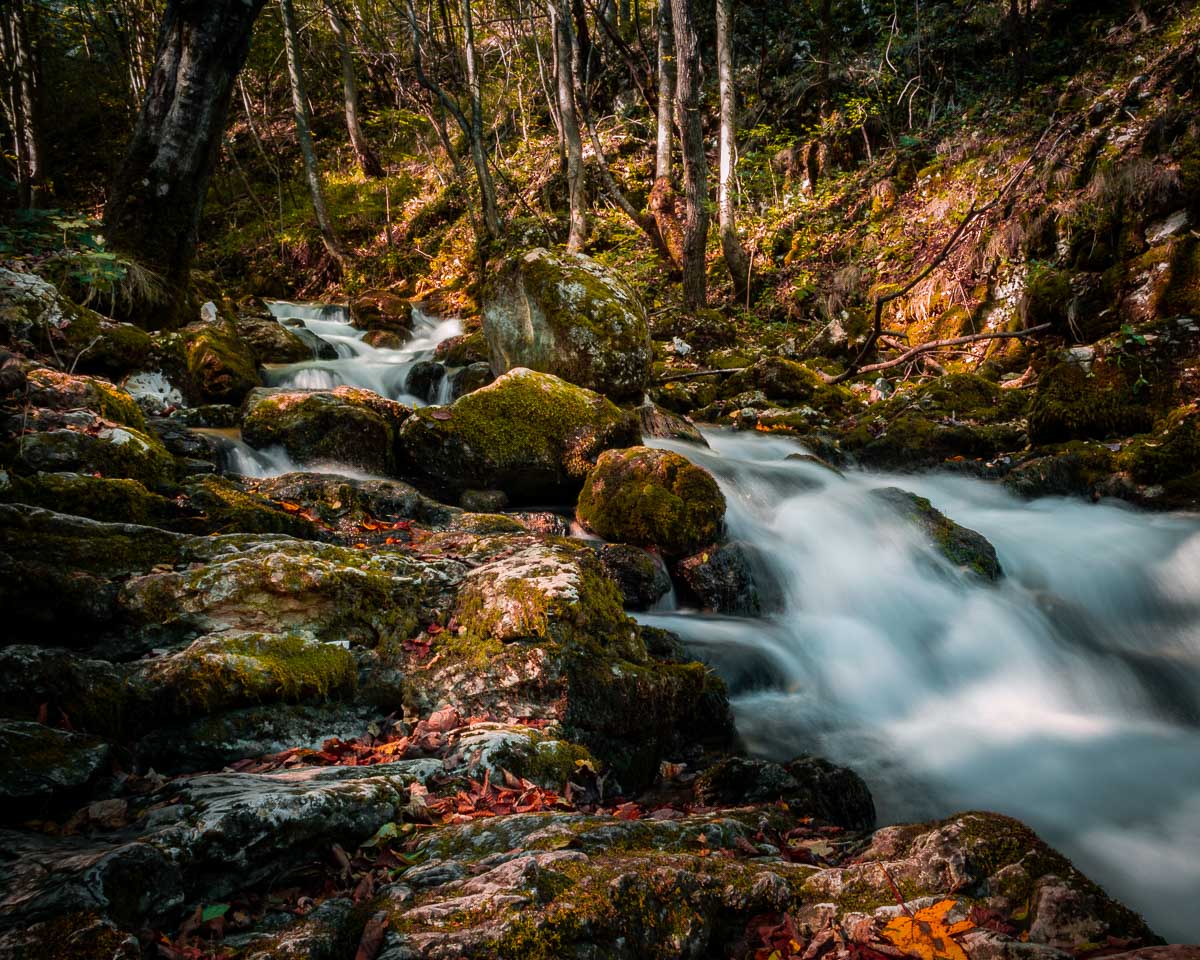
top-left (481, 248), bottom-right (652, 401)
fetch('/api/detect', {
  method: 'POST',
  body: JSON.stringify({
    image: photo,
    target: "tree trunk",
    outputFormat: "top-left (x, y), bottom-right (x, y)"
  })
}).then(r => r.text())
top-left (670, 0), bottom-right (707, 310)
top-left (460, 0), bottom-right (503, 241)
top-left (550, 0), bottom-right (588, 252)
top-left (104, 0), bottom-right (268, 326)
top-left (280, 0), bottom-right (347, 265)
top-left (326, 1), bottom-right (384, 178)
top-left (0, 0), bottom-right (42, 209)
top-left (716, 0), bottom-right (749, 298)
top-left (654, 0), bottom-right (673, 180)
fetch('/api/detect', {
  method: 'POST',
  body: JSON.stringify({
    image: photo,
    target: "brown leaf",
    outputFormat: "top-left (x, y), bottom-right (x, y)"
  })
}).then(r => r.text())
top-left (354, 911), bottom-right (389, 960)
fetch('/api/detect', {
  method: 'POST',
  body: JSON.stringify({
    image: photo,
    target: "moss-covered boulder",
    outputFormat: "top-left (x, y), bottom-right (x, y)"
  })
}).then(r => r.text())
top-left (7, 409), bottom-right (176, 489)
top-left (351, 289), bottom-right (414, 334)
top-left (0, 268), bottom-right (151, 378)
top-left (637, 400), bottom-right (709, 446)
top-left (409, 535), bottom-right (732, 788)
top-left (434, 329), bottom-right (489, 366)
top-left (0, 720), bottom-right (112, 815)
top-left (176, 475), bottom-right (322, 538)
top-left (724, 356), bottom-right (851, 412)
top-left (24, 368), bottom-right (146, 430)
top-left (134, 631), bottom-right (357, 719)
top-left (396, 368), bottom-right (640, 505)
top-left (182, 307), bottom-right (259, 405)
top-left (252, 472), bottom-right (458, 530)
top-left (576, 446), bottom-right (725, 559)
top-left (871, 486), bottom-right (1003, 581)
top-left (839, 373), bottom-right (1028, 469)
top-left (242, 386), bottom-right (410, 476)
top-left (1029, 360), bottom-right (1159, 444)
top-left (482, 248), bottom-right (652, 401)
top-left (0, 471), bottom-right (177, 527)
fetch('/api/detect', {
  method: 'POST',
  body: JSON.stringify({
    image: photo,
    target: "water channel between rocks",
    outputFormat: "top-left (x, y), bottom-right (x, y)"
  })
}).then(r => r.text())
top-left (236, 302), bottom-right (1200, 943)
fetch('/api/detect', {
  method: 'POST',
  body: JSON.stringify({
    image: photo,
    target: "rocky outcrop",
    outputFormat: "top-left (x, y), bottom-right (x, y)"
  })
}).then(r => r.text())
top-left (182, 304), bottom-right (260, 405)
top-left (482, 248), bottom-right (652, 401)
top-left (242, 385), bottom-right (411, 475)
top-left (871, 486), bottom-right (1003, 581)
top-left (396, 368), bottom-right (640, 504)
top-left (576, 446), bottom-right (726, 559)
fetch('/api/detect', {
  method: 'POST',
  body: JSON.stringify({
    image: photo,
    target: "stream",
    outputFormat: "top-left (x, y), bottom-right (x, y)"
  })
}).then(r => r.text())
top-left (240, 304), bottom-right (1200, 941)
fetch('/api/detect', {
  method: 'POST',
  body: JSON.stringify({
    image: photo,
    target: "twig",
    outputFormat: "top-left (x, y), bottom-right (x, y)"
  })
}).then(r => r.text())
top-left (69, 336), bottom-right (102, 375)
top-left (656, 366), bottom-right (747, 384)
top-left (844, 323), bottom-right (1051, 378)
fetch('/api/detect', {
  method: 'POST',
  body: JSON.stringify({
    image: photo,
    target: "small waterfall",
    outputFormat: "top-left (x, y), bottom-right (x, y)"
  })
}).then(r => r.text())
top-left (639, 429), bottom-right (1200, 943)
top-left (262, 300), bottom-right (461, 405)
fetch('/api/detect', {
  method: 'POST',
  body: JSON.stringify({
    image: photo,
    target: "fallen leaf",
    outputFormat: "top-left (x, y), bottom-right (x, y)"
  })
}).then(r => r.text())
top-left (880, 899), bottom-right (975, 960)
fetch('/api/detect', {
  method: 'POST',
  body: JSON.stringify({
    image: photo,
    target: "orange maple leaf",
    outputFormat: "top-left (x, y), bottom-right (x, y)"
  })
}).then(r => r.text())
top-left (880, 899), bottom-right (975, 960)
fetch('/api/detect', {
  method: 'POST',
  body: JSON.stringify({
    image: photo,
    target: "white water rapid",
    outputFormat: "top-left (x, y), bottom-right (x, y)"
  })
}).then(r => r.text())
top-left (641, 430), bottom-right (1200, 943)
top-left (262, 300), bottom-right (462, 403)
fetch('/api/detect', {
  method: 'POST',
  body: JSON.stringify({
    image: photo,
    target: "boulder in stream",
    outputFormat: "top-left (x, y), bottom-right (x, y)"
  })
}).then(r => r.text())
top-left (482, 247), bottom-right (652, 401)
top-left (871, 486), bottom-right (1003, 581)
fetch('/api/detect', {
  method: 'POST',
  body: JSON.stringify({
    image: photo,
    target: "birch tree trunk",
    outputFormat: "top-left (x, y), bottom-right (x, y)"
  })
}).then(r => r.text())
top-left (671, 0), bottom-right (707, 309)
top-left (281, 0), bottom-right (347, 264)
top-left (104, 0), bottom-right (268, 326)
top-left (550, 0), bottom-right (588, 252)
top-left (716, 0), bottom-right (749, 298)
top-left (326, 1), bottom-right (385, 179)
top-left (654, 0), bottom-right (673, 181)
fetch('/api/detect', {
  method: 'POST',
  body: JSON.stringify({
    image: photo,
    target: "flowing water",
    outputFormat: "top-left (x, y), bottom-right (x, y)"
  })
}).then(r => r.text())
top-left (640, 430), bottom-right (1200, 942)
top-left (214, 307), bottom-right (1200, 937)
top-left (262, 300), bottom-right (462, 403)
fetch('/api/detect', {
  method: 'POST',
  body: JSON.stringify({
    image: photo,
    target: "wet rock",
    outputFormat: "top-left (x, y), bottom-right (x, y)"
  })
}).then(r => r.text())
top-left (233, 308), bottom-right (318, 364)
top-left (144, 416), bottom-right (222, 465)
top-left (482, 247), bottom-right (652, 401)
top-left (351, 290), bottom-right (414, 334)
top-left (242, 385), bottom-right (411, 476)
top-left (0, 721), bottom-right (112, 815)
top-left (1003, 442), bottom-right (1117, 500)
top-left (6, 408), bottom-right (176, 489)
top-left (636, 400), bottom-right (709, 446)
top-left (0, 646), bottom-right (130, 739)
top-left (182, 305), bottom-right (260, 405)
top-left (396, 368), bottom-right (640, 505)
top-left (434, 330), bottom-right (489, 366)
top-left (460, 488), bottom-right (508, 512)
top-left (593, 542), bottom-right (672, 611)
top-left (177, 475), bottom-right (321, 538)
top-left (405, 360), bottom-right (446, 403)
top-left (0, 912), bottom-right (140, 960)
top-left (509, 511), bottom-right (571, 537)
top-left (694, 755), bottom-right (876, 830)
top-left (364, 328), bottom-right (406, 349)
top-left (450, 360), bottom-right (494, 399)
top-left (0, 471), bottom-right (178, 528)
top-left (576, 446), bottom-right (725, 559)
top-left (871, 486), bottom-right (1003, 581)
top-left (674, 541), bottom-right (768, 615)
top-left (253, 472), bottom-right (458, 529)
top-left (724, 356), bottom-right (851, 411)
top-left (1029, 360), bottom-right (1159, 444)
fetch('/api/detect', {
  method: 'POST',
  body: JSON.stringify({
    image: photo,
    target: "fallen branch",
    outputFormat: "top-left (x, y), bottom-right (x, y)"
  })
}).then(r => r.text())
top-left (842, 323), bottom-right (1051, 379)
top-left (656, 366), bottom-right (747, 383)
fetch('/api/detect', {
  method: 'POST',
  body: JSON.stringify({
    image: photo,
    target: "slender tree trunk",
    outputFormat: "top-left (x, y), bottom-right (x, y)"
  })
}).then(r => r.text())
top-left (817, 0), bottom-right (833, 114)
top-left (280, 0), bottom-right (347, 264)
top-left (550, 0), bottom-right (588, 252)
top-left (671, 0), bottom-right (707, 309)
top-left (326, 1), bottom-right (384, 178)
top-left (716, 0), bottom-right (748, 297)
top-left (0, 0), bottom-right (42, 208)
top-left (460, 0), bottom-right (502, 240)
top-left (104, 0), bottom-right (268, 326)
top-left (654, 0), bottom-right (673, 180)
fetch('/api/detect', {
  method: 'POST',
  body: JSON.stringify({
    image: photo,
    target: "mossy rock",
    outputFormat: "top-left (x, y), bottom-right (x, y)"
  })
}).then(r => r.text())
top-left (482, 247), bottom-right (652, 401)
top-left (1028, 360), bottom-right (1158, 444)
top-left (871, 486), bottom-right (1003, 580)
top-left (576, 446), bottom-right (725, 559)
top-left (233, 308), bottom-right (317, 364)
top-left (593, 542), bottom-right (672, 611)
top-left (434, 329), bottom-right (490, 366)
top-left (723, 357), bottom-right (851, 412)
top-left (24, 367), bottom-right (146, 430)
top-left (7, 410), bottom-right (177, 489)
top-left (1120, 405), bottom-right (1200, 505)
top-left (1020, 262), bottom-right (1074, 332)
top-left (242, 385), bottom-right (410, 476)
top-left (182, 311), bottom-right (259, 405)
top-left (178, 475), bottom-right (322, 538)
top-left (0, 645), bottom-right (132, 739)
top-left (136, 631), bottom-right (357, 719)
top-left (396, 368), bottom-right (640, 505)
top-left (351, 290), bottom-right (414, 333)
top-left (0, 471), bottom-right (176, 526)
